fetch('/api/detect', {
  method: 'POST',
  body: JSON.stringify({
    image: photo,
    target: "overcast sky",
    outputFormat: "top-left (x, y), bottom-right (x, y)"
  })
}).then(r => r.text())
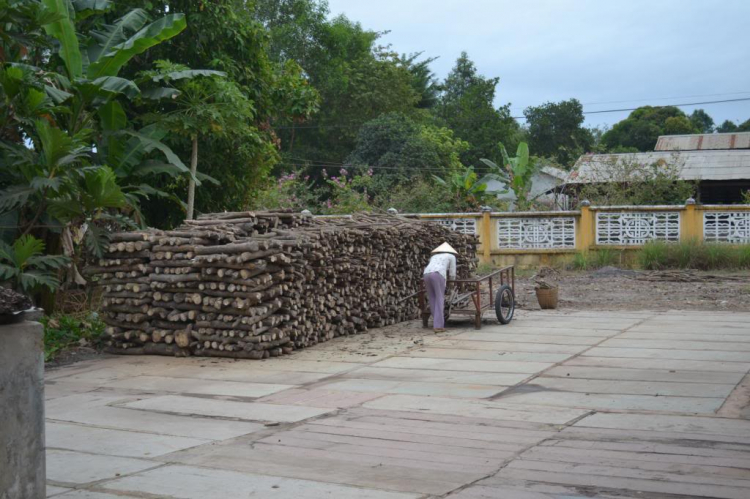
top-left (326, 0), bottom-right (750, 129)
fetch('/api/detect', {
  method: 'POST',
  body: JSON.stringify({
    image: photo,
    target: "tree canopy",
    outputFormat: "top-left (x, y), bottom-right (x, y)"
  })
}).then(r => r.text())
top-left (601, 106), bottom-right (700, 152)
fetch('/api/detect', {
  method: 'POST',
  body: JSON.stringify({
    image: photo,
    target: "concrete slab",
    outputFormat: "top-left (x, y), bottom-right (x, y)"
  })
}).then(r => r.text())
top-left (601, 338), bottom-right (750, 351)
top-left (148, 365), bottom-right (333, 385)
top-left (258, 388), bottom-right (385, 408)
top-left (46, 449), bottom-right (155, 486)
top-left (46, 422), bottom-right (208, 458)
top-left (56, 492), bottom-right (137, 498)
top-left (47, 404), bottom-right (264, 440)
top-left (342, 366), bottom-right (530, 385)
top-left (432, 339), bottom-right (586, 354)
top-left (567, 356), bottom-right (750, 372)
top-left (323, 378), bottom-right (506, 398)
top-left (497, 389), bottom-right (724, 413)
top-left (543, 366), bottom-right (744, 384)
top-left (103, 375), bottom-right (293, 398)
top-left (529, 377), bottom-right (736, 398)
top-left (118, 394), bottom-right (334, 422)
top-left (585, 346), bottom-right (750, 363)
top-left (406, 348), bottom-right (571, 363)
top-left (99, 464), bottom-right (421, 499)
top-left (452, 332), bottom-right (608, 345)
top-left (371, 357), bottom-right (553, 373)
top-left (363, 394), bottom-right (589, 425)
top-left (574, 412), bottom-right (750, 438)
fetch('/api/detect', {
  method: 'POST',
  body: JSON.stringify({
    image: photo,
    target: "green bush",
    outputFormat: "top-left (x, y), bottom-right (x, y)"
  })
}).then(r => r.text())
top-left (41, 314), bottom-right (105, 362)
top-left (475, 262), bottom-right (495, 276)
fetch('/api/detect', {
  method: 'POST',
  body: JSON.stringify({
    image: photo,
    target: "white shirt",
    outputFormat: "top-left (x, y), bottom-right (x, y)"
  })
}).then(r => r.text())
top-left (423, 253), bottom-right (457, 281)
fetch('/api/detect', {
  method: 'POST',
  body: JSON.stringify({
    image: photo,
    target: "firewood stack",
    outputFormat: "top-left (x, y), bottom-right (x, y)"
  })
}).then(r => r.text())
top-left (89, 212), bottom-right (477, 359)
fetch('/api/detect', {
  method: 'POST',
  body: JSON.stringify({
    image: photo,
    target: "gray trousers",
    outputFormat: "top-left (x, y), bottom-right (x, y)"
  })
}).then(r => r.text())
top-left (424, 272), bottom-right (446, 329)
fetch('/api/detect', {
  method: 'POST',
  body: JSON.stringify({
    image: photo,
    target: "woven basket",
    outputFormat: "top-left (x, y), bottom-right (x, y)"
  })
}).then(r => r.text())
top-left (535, 287), bottom-right (559, 310)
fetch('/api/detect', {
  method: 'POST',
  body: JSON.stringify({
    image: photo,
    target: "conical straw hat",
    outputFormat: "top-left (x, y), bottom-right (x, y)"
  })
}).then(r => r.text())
top-left (431, 242), bottom-right (458, 255)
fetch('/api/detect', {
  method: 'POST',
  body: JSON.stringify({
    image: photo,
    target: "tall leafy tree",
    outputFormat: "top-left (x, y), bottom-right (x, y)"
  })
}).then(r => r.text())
top-left (347, 112), bottom-right (468, 190)
top-left (523, 99), bottom-right (593, 168)
top-left (602, 106), bottom-right (699, 152)
top-left (110, 0), bottom-right (319, 222)
top-left (689, 109), bottom-right (714, 133)
top-left (435, 52), bottom-right (521, 169)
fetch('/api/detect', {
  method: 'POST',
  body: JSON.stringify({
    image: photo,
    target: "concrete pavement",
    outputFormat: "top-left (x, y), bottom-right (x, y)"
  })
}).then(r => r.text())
top-left (44, 309), bottom-right (750, 498)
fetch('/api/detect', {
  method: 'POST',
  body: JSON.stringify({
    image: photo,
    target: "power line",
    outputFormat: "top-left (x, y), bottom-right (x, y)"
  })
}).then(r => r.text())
top-left (510, 90), bottom-right (750, 111)
top-left (272, 96), bottom-right (750, 130)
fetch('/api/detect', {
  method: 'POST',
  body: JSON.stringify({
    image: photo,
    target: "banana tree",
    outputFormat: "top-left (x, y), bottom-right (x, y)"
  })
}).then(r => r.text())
top-left (480, 142), bottom-right (538, 210)
top-left (433, 167), bottom-right (506, 211)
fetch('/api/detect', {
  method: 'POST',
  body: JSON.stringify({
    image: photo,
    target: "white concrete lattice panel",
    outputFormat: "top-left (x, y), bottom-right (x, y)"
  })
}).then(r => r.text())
top-left (703, 211), bottom-right (750, 243)
top-left (596, 211), bottom-right (680, 245)
top-left (497, 217), bottom-right (576, 249)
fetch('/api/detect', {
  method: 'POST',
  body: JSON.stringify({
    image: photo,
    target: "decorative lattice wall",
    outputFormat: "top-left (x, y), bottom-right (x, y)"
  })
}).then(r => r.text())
top-left (432, 218), bottom-right (477, 235)
top-left (596, 211), bottom-right (680, 245)
top-left (497, 217), bottom-right (576, 249)
top-left (703, 212), bottom-right (750, 243)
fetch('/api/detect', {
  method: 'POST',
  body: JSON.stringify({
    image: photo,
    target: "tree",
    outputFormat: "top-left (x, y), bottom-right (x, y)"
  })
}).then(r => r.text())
top-left (689, 109), bottom-right (714, 133)
top-left (602, 106), bottom-right (700, 152)
top-left (140, 62), bottom-right (254, 219)
top-left (716, 120), bottom-right (738, 133)
top-left (347, 113), bottom-right (468, 187)
top-left (111, 0), bottom-right (319, 222)
top-left (523, 99), bottom-right (593, 168)
top-left (435, 52), bottom-right (521, 168)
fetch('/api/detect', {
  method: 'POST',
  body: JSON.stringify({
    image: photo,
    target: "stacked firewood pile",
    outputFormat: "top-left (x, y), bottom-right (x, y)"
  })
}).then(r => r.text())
top-left (88, 212), bottom-right (477, 359)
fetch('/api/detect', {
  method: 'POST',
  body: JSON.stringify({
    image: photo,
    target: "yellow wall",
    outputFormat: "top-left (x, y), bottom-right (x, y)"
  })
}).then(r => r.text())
top-left (416, 203), bottom-right (750, 269)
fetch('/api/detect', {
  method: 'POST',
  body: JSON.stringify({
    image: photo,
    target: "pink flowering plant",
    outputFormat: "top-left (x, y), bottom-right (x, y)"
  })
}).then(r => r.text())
top-left (251, 171), bottom-right (317, 211)
top-left (320, 168), bottom-right (374, 214)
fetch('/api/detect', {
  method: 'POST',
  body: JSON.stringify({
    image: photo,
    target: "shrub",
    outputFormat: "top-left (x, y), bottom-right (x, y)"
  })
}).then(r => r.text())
top-left (41, 313), bottom-right (105, 362)
top-left (638, 241), bottom-right (670, 270)
top-left (571, 251), bottom-right (590, 271)
top-left (570, 249), bottom-right (620, 271)
top-left (592, 248), bottom-right (619, 268)
top-left (638, 240), bottom-right (750, 270)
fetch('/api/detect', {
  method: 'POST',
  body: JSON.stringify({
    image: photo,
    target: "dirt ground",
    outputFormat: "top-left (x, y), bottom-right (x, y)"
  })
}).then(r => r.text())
top-left (515, 269), bottom-right (750, 312)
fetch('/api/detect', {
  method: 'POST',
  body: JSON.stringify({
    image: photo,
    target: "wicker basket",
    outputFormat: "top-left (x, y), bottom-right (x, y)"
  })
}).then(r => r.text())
top-left (535, 286), bottom-right (559, 309)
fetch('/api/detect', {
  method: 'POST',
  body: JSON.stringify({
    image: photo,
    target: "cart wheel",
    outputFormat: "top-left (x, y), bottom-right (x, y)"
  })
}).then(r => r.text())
top-left (495, 285), bottom-right (514, 324)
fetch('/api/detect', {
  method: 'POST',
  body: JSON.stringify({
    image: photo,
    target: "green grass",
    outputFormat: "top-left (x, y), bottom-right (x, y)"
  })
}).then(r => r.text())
top-left (570, 249), bottom-right (621, 271)
top-left (475, 262), bottom-right (495, 276)
top-left (639, 240), bottom-right (750, 271)
top-left (41, 313), bottom-right (105, 362)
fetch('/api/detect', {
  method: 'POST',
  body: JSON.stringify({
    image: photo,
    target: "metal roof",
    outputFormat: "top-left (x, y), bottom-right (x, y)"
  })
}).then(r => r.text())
top-left (568, 150), bottom-right (750, 184)
top-left (655, 132), bottom-right (750, 151)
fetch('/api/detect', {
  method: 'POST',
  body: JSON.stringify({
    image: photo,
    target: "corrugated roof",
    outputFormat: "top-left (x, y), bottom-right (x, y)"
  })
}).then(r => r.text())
top-left (655, 132), bottom-right (750, 151)
top-left (568, 150), bottom-right (750, 184)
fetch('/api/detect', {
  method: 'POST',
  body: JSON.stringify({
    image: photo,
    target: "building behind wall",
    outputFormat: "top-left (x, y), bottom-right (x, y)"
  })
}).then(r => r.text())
top-left (566, 132), bottom-right (750, 204)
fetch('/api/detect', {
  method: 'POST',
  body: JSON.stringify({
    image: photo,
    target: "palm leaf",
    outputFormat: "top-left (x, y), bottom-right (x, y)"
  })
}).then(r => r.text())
top-left (42, 0), bottom-right (83, 78)
top-left (87, 8), bottom-right (150, 65)
top-left (98, 100), bottom-right (127, 131)
top-left (88, 14), bottom-right (187, 78)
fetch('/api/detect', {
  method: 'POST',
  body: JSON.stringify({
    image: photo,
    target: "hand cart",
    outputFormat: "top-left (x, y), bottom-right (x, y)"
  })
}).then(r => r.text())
top-left (418, 266), bottom-right (515, 329)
